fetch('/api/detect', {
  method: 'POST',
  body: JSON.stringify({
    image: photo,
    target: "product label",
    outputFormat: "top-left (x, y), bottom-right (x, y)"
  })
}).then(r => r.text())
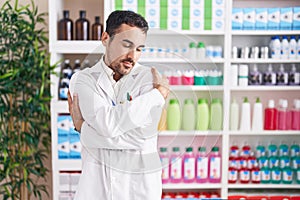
top-left (251, 170), bottom-right (261, 182)
top-left (210, 157), bottom-right (221, 179)
top-left (228, 169), bottom-right (238, 182)
top-left (248, 158), bottom-right (257, 169)
top-left (171, 157), bottom-right (182, 179)
top-left (297, 170), bottom-right (300, 181)
top-left (240, 169), bottom-right (250, 182)
top-left (59, 88), bottom-right (68, 99)
top-left (261, 169), bottom-right (271, 181)
top-left (161, 158), bottom-right (170, 180)
top-left (230, 159), bottom-right (238, 169)
top-left (283, 170), bottom-right (293, 182)
top-left (269, 157), bottom-right (279, 168)
top-left (280, 157), bottom-right (290, 169)
top-left (197, 157), bottom-right (208, 179)
top-left (271, 170), bottom-right (281, 181)
top-left (183, 157), bottom-right (195, 180)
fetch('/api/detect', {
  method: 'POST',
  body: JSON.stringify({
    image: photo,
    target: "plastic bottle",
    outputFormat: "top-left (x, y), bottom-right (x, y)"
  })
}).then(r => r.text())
top-left (263, 64), bottom-right (277, 85)
top-left (289, 36), bottom-right (297, 59)
top-left (256, 144), bottom-right (266, 158)
top-left (228, 145), bottom-right (239, 184)
top-left (276, 64), bottom-right (289, 85)
top-left (230, 99), bottom-right (239, 131)
top-left (75, 10), bottom-right (90, 40)
top-left (182, 70), bottom-right (194, 85)
top-left (281, 36), bottom-right (289, 59)
top-left (249, 64), bottom-right (262, 85)
top-left (264, 99), bottom-right (278, 130)
top-left (196, 98), bottom-right (210, 131)
top-left (159, 147), bottom-right (170, 184)
top-left (170, 70), bottom-right (182, 85)
top-left (291, 99), bottom-right (300, 130)
top-left (260, 162), bottom-right (271, 184)
top-left (240, 97), bottom-right (251, 131)
top-left (251, 162), bottom-right (261, 184)
top-left (238, 64), bottom-right (249, 86)
top-left (62, 59), bottom-right (73, 79)
top-left (196, 147), bottom-right (209, 183)
top-left (280, 151), bottom-right (290, 170)
top-left (210, 98), bottom-right (223, 130)
top-left (252, 97), bottom-right (263, 131)
top-left (72, 59), bottom-right (81, 75)
top-left (59, 78), bottom-right (70, 100)
top-left (297, 36), bottom-right (300, 59)
top-left (248, 152), bottom-right (257, 170)
top-left (92, 16), bottom-right (103, 40)
top-left (197, 42), bottom-right (206, 59)
top-left (58, 10), bottom-right (73, 40)
top-left (288, 64), bottom-right (300, 85)
top-left (158, 108), bottom-right (167, 131)
top-left (271, 165), bottom-right (282, 184)
top-left (189, 42), bottom-right (197, 60)
top-left (239, 150), bottom-right (250, 184)
top-left (182, 99), bottom-right (195, 131)
top-left (170, 147), bottom-right (182, 183)
top-left (279, 143), bottom-right (289, 157)
top-left (183, 147), bottom-right (195, 183)
top-left (291, 142), bottom-right (300, 158)
top-left (209, 147), bottom-right (221, 183)
top-left (282, 163), bottom-right (293, 184)
top-left (271, 36), bottom-right (281, 59)
top-left (228, 162), bottom-right (238, 184)
top-left (258, 151), bottom-right (269, 169)
top-left (167, 99), bottom-right (181, 130)
top-left (268, 145), bottom-right (279, 169)
top-left (295, 156), bottom-right (300, 184)
top-left (277, 99), bottom-right (288, 130)
top-left (269, 36), bottom-right (275, 57)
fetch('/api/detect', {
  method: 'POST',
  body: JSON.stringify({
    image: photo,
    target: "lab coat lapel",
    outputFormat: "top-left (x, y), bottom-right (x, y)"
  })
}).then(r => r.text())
top-left (96, 63), bottom-right (116, 103)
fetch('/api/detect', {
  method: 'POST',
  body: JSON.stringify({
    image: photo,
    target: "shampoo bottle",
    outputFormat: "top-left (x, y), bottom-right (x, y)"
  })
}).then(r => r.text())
top-left (240, 97), bottom-right (251, 131)
top-left (196, 98), bottom-right (210, 130)
top-left (252, 97), bottom-right (263, 131)
top-left (167, 99), bottom-right (181, 130)
top-left (264, 99), bottom-right (278, 130)
top-left (230, 99), bottom-right (239, 130)
top-left (182, 99), bottom-right (195, 130)
top-left (210, 98), bottom-right (223, 130)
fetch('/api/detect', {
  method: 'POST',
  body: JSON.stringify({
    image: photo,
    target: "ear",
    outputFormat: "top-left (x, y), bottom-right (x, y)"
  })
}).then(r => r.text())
top-left (101, 32), bottom-right (109, 47)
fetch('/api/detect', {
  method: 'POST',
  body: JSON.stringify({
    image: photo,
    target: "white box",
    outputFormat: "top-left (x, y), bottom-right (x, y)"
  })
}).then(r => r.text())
top-left (123, 0), bottom-right (138, 7)
top-left (190, 19), bottom-right (204, 31)
top-left (268, 8), bottom-right (280, 30)
top-left (212, 0), bottom-right (225, 8)
top-left (57, 115), bottom-right (70, 136)
top-left (146, 0), bottom-right (160, 7)
top-left (122, 5), bottom-right (137, 13)
top-left (280, 7), bottom-right (293, 30)
top-left (190, 0), bottom-right (204, 7)
top-left (168, 0), bottom-right (182, 7)
top-left (168, 19), bottom-right (182, 31)
top-left (69, 134), bottom-right (81, 159)
top-left (293, 7), bottom-right (300, 30)
top-left (256, 8), bottom-right (268, 30)
top-left (168, 7), bottom-right (182, 30)
top-left (212, 19), bottom-right (224, 31)
top-left (243, 8), bottom-right (255, 30)
top-left (59, 172), bottom-right (70, 192)
top-left (70, 172), bottom-right (81, 192)
top-left (58, 135), bottom-right (70, 159)
top-left (145, 7), bottom-right (160, 28)
top-left (213, 7), bottom-right (225, 19)
top-left (232, 8), bottom-right (243, 30)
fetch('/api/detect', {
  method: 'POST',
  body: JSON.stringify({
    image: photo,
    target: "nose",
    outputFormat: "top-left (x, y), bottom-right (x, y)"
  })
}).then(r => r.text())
top-left (126, 49), bottom-right (138, 60)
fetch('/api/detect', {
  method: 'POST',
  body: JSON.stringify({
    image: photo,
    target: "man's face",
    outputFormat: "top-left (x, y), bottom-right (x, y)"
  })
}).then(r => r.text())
top-left (102, 24), bottom-right (146, 76)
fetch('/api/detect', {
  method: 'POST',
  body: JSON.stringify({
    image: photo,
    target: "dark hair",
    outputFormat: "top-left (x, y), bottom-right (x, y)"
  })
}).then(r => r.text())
top-left (105, 10), bottom-right (149, 37)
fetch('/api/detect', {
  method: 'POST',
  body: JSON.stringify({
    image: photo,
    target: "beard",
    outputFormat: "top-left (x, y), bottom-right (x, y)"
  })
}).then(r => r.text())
top-left (110, 58), bottom-right (136, 76)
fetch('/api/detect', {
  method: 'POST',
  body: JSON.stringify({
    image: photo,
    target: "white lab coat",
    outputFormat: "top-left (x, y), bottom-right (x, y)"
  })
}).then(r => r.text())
top-left (69, 58), bottom-right (165, 200)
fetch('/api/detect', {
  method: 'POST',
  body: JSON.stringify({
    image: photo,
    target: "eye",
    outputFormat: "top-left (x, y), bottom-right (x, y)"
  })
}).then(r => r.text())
top-left (136, 47), bottom-right (143, 52)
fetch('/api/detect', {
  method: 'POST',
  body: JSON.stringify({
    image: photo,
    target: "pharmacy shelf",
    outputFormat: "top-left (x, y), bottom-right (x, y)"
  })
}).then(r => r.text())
top-left (51, 101), bottom-right (69, 113)
top-left (163, 183), bottom-right (222, 190)
top-left (171, 85), bottom-right (224, 91)
top-left (231, 30), bottom-right (300, 36)
top-left (140, 58), bottom-right (225, 64)
top-left (228, 184), bottom-right (300, 189)
top-left (228, 131), bottom-right (300, 136)
top-left (230, 86), bottom-right (300, 91)
top-left (51, 41), bottom-right (105, 54)
top-left (159, 131), bottom-right (223, 136)
top-left (230, 59), bottom-right (300, 64)
top-left (57, 160), bottom-right (82, 171)
top-left (148, 29), bottom-right (225, 36)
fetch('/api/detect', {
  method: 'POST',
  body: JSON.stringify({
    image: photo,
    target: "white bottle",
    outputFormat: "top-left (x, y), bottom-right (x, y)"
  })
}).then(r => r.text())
top-left (252, 97), bottom-right (263, 131)
top-left (269, 36), bottom-right (275, 57)
top-left (277, 64), bottom-right (288, 85)
top-left (197, 42), bottom-right (206, 59)
top-left (231, 65), bottom-right (238, 86)
top-left (289, 36), bottom-right (297, 59)
top-left (281, 36), bottom-right (289, 60)
top-left (297, 37), bottom-right (300, 59)
top-left (189, 42), bottom-right (197, 60)
top-left (289, 64), bottom-right (300, 85)
top-left (239, 64), bottom-right (249, 86)
top-left (230, 99), bottom-right (239, 130)
top-left (240, 97), bottom-right (251, 131)
top-left (271, 36), bottom-right (281, 59)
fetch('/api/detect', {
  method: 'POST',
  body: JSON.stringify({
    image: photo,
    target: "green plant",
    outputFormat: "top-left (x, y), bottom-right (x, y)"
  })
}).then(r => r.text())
top-left (0, 0), bottom-right (55, 199)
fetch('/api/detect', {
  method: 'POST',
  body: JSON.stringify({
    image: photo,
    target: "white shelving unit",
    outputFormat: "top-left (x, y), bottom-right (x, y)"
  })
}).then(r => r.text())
top-left (49, 0), bottom-right (300, 199)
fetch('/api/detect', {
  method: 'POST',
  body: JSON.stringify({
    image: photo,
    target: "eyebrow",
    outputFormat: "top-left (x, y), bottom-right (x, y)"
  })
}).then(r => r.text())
top-left (122, 39), bottom-right (145, 48)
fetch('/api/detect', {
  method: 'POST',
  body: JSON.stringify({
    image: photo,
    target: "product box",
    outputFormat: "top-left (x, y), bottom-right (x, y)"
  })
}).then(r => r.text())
top-left (243, 8), bottom-right (255, 30)
top-left (57, 115), bottom-right (70, 136)
top-left (168, 0), bottom-right (181, 7)
top-left (59, 172), bottom-right (70, 192)
top-left (68, 115), bottom-right (79, 135)
top-left (146, 0), bottom-right (160, 7)
top-left (123, 0), bottom-right (137, 6)
top-left (280, 7), bottom-right (293, 30)
top-left (189, 7), bottom-right (204, 30)
top-left (268, 8), bottom-right (280, 30)
top-left (190, 19), bottom-right (204, 31)
top-left (213, 0), bottom-right (224, 8)
top-left (58, 135), bottom-right (70, 159)
top-left (232, 8), bottom-right (243, 30)
top-left (190, 0), bottom-right (204, 7)
top-left (255, 8), bottom-right (268, 30)
top-left (70, 172), bottom-right (81, 192)
top-left (293, 7), bottom-right (300, 30)
top-left (212, 19), bottom-right (224, 31)
top-left (167, 7), bottom-right (182, 30)
top-left (69, 134), bottom-right (81, 159)
top-left (213, 7), bottom-right (225, 19)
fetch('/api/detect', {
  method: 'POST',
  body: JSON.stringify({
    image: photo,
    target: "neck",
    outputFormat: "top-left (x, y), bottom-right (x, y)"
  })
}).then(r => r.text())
top-left (103, 55), bottom-right (122, 81)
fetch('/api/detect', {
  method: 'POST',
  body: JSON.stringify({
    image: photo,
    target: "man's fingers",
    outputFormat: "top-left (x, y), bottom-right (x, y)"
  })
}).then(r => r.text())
top-left (67, 90), bottom-right (72, 113)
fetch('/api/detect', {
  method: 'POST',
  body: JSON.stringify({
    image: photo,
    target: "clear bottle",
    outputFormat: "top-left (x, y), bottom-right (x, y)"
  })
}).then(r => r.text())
top-left (72, 59), bottom-right (81, 75)
top-left (263, 64), bottom-right (277, 85)
top-left (75, 10), bottom-right (90, 40)
top-left (210, 98), bottom-right (223, 130)
top-left (159, 147), bottom-right (170, 184)
top-left (196, 98), bottom-right (210, 131)
top-left (277, 99), bottom-right (289, 130)
top-left (291, 99), bottom-right (300, 130)
top-left (276, 64), bottom-right (289, 85)
top-left (167, 99), bottom-right (181, 130)
top-left (197, 42), bottom-right (206, 59)
top-left (182, 99), bottom-right (195, 130)
top-left (289, 36), bottom-right (297, 59)
top-left (92, 16), bottom-right (103, 40)
top-left (170, 147), bottom-right (182, 183)
top-left (252, 97), bottom-right (263, 131)
top-left (230, 99), bottom-right (239, 130)
top-left (288, 64), bottom-right (300, 85)
top-left (240, 97), bottom-right (251, 131)
top-left (281, 36), bottom-right (289, 59)
top-left (209, 146), bottom-right (221, 183)
top-left (183, 147), bottom-right (195, 183)
top-left (196, 147), bottom-right (209, 183)
top-left (58, 10), bottom-right (73, 40)
top-left (264, 99), bottom-right (278, 130)
top-left (249, 64), bottom-right (262, 85)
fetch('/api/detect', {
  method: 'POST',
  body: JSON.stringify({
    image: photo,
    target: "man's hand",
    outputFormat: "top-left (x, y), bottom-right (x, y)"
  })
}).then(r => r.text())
top-left (68, 91), bottom-right (84, 133)
top-left (151, 67), bottom-right (170, 99)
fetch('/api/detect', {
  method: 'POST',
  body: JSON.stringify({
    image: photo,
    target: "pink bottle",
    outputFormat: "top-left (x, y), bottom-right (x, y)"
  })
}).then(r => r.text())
top-left (170, 147), bottom-right (182, 183)
top-left (292, 99), bottom-right (300, 130)
top-left (170, 70), bottom-right (182, 85)
top-left (209, 146), bottom-right (222, 183)
top-left (159, 147), bottom-right (170, 184)
top-left (277, 99), bottom-right (289, 130)
top-left (196, 147), bottom-right (209, 183)
top-left (182, 70), bottom-right (194, 85)
top-left (183, 147), bottom-right (195, 183)
top-left (264, 99), bottom-right (278, 130)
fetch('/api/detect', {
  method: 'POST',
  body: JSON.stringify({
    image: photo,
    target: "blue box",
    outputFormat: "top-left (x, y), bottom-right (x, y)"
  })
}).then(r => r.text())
top-left (268, 8), bottom-right (280, 30)
top-left (293, 7), bottom-right (300, 30)
top-left (57, 115), bottom-right (70, 136)
top-left (243, 8), bottom-right (255, 30)
top-left (280, 7), bottom-right (293, 30)
top-left (232, 8), bottom-right (243, 30)
top-left (58, 135), bottom-right (70, 159)
top-left (256, 8), bottom-right (268, 30)
top-left (68, 115), bottom-right (79, 135)
top-left (69, 134), bottom-right (81, 159)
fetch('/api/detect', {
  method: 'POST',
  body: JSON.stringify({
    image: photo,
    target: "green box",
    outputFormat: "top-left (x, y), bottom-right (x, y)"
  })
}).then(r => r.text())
top-left (138, 0), bottom-right (145, 7)
top-left (160, 0), bottom-right (168, 7)
top-left (182, 19), bottom-right (190, 30)
top-left (182, 0), bottom-right (190, 7)
top-left (160, 19), bottom-right (168, 30)
top-left (115, 0), bottom-right (123, 10)
top-left (137, 6), bottom-right (145, 17)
